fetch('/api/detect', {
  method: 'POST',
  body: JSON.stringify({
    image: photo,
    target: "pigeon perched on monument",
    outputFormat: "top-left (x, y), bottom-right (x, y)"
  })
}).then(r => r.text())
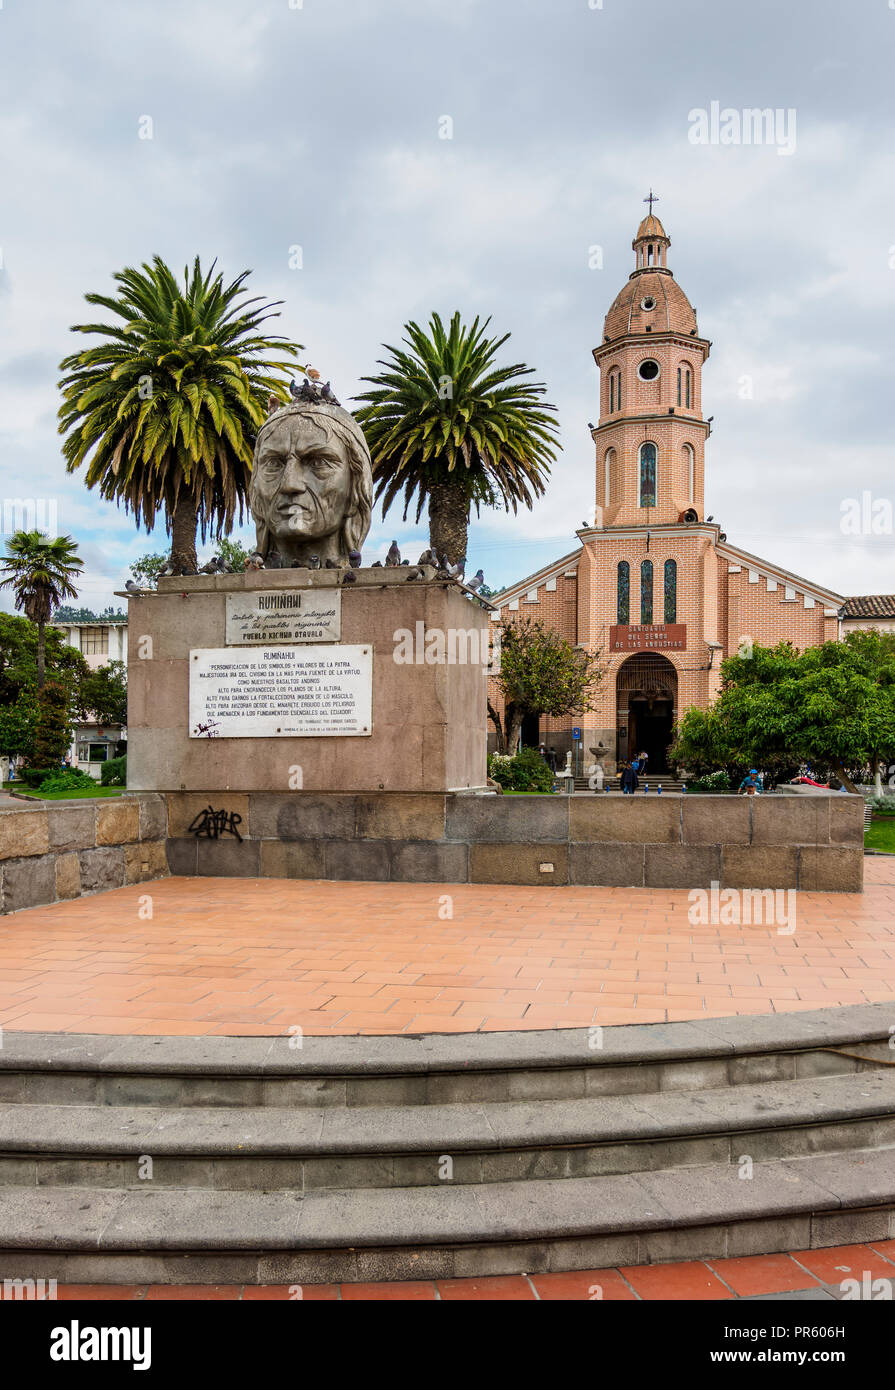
top-left (385, 540), bottom-right (401, 567)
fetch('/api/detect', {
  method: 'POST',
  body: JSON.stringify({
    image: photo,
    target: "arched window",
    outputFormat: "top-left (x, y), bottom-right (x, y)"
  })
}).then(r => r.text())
top-left (641, 560), bottom-right (653, 625)
top-left (664, 560), bottom-right (677, 624)
top-left (685, 368), bottom-right (692, 409)
top-left (683, 444), bottom-right (695, 503)
top-left (677, 367), bottom-right (682, 407)
top-left (639, 442), bottom-right (657, 508)
top-left (604, 448), bottom-right (614, 506)
top-left (617, 562), bottom-right (630, 625)
top-left (608, 369), bottom-right (622, 413)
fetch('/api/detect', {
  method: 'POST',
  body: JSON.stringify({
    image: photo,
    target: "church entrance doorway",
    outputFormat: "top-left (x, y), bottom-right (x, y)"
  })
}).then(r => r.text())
top-left (519, 713), bottom-right (540, 750)
top-left (616, 654), bottom-right (678, 774)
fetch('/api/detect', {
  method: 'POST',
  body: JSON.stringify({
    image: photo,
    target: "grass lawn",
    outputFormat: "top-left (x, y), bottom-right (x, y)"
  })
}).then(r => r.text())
top-left (3, 782), bottom-right (124, 801)
top-left (865, 816), bottom-right (895, 853)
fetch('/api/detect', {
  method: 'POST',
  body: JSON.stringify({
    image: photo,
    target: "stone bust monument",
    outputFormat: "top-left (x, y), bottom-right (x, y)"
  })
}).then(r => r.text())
top-left (249, 382), bottom-right (373, 566)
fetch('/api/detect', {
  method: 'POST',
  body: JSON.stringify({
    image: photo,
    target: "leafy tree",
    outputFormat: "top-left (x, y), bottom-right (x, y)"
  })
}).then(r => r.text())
top-left (31, 680), bottom-right (71, 769)
top-left (488, 617), bottom-right (603, 754)
top-left (0, 613), bottom-right (88, 706)
top-left (0, 688), bottom-right (39, 760)
top-left (129, 553), bottom-right (168, 588)
top-left (217, 536), bottom-right (249, 572)
top-left (54, 605), bottom-right (125, 623)
top-left (58, 256), bottom-right (304, 573)
top-left (355, 312), bottom-right (559, 565)
top-left (79, 660), bottom-right (127, 727)
top-left (0, 531), bottom-right (83, 688)
top-left (670, 633), bottom-right (895, 792)
top-left (130, 535), bottom-right (248, 588)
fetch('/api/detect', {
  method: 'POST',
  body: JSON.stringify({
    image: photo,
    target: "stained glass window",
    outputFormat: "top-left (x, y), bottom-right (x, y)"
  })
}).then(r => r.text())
top-left (641, 560), bottom-right (653, 625)
top-left (664, 559), bottom-right (677, 624)
top-left (639, 443), bottom-right (657, 507)
top-left (617, 561), bottom-right (630, 625)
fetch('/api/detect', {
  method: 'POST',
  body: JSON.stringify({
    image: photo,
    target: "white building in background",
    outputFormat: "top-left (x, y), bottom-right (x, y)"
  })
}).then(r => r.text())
top-left (49, 617), bottom-right (128, 778)
top-left (839, 596), bottom-right (895, 635)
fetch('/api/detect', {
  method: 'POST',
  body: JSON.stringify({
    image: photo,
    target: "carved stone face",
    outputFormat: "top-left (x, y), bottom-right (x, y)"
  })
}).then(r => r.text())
top-left (250, 411), bottom-right (358, 565)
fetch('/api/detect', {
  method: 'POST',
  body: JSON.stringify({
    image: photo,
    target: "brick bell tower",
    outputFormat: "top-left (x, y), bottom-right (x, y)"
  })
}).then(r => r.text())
top-left (591, 199), bottom-right (711, 527)
top-left (571, 198), bottom-right (722, 776)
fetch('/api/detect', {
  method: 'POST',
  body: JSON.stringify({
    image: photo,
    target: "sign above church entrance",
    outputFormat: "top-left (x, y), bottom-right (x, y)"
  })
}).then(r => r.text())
top-left (610, 624), bottom-right (687, 653)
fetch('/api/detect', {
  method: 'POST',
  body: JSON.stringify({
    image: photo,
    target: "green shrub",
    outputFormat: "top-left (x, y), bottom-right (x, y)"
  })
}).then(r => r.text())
top-left (686, 769), bottom-right (732, 792)
top-left (100, 754), bottom-right (127, 786)
top-left (21, 766), bottom-right (54, 788)
top-left (36, 768), bottom-right (97, 793)
top-left (488, 747), bottom-right (555, 793)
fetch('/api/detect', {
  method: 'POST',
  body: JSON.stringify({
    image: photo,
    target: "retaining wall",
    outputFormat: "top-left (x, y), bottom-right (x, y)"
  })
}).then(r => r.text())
top-left (0, 795), bottom-right (169, 914)
top-left (164, 791), bottom-right (864, 892)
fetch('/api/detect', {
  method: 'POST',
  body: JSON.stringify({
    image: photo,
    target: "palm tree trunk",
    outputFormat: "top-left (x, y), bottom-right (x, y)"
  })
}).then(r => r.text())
top-left (171, 489), bottom-right (198, 573)
top-left (428, 481), bottom-right (469, 566)
top-left (37, 618), bottom-right (45, 691)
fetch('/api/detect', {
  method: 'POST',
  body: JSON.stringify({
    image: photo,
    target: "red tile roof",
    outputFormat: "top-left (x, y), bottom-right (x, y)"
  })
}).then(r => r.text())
top-left (840, 595), bottom-right (895, 618)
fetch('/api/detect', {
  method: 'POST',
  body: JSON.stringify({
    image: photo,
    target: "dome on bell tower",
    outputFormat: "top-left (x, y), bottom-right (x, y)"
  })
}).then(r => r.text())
top-left (634, 211), bottom-right (668, 244)
top-left (603, 200), bottom-right (698, 340)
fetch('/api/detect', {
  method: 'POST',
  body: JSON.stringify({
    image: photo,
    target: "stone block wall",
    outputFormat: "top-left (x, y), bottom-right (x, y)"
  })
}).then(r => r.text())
top-left (0, 795), bottom-right (168, 914)
top-left (164, 792), bottom-right (865, 892)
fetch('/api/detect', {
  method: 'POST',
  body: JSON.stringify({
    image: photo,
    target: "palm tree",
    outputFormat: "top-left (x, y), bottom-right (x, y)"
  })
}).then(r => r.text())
top-left (0, 532), bottom-right (83, 688)
top-left (355, 312), bottom-right (559, 565)
top-left (58, 256), bottom-right (303, 572)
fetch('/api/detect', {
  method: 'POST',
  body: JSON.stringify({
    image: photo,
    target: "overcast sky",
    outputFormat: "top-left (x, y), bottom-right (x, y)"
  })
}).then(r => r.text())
top-left (1, 0), bottom-right (893, 611)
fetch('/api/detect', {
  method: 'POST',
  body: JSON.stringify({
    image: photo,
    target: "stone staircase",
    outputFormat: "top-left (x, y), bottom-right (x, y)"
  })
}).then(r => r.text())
top-left (572, 776), bottom-right (687, 792)
top-left (0, 1006), bottom-right (893, 1284)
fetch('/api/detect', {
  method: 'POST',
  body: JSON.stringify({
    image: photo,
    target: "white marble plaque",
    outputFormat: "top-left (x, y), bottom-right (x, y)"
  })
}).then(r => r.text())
top-left (189, 645), bottom-right (372, 738)
top-left (225, 589), bottom-right (340, 645)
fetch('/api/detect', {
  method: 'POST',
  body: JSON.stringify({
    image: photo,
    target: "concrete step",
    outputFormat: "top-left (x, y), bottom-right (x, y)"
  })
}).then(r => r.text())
top-left (573, 777), bottom-right (687, 791)
top-left (1, 1007), bottom-right (891, 1109)
top-left (1, 1007), bottom-right (892, 1282)
top-left (2, 1071), bottom-right (894, 1191)
top-left (0, 1146), bottom-right (892, 1284)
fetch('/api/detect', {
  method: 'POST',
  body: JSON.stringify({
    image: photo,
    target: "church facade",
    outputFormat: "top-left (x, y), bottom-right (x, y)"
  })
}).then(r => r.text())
top-left (489, 209), bottom-right (873, 773)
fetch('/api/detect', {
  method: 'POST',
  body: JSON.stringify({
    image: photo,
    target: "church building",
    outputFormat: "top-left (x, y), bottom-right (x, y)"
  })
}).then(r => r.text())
top-left (489, 205), bottom-right (888, 773)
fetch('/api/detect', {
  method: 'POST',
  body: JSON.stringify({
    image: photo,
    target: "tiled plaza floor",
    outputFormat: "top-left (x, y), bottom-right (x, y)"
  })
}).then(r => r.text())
top-left (0, 859), bottom-right (892, 1035)
top-left (40, 1243), bottom-right (895, 1300)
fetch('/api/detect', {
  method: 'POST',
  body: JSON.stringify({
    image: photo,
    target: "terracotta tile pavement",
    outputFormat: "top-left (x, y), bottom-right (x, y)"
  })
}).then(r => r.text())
top-left (40, 1243), bottom-right (895, 1300)
top-left (0, 860), bottom-right (892, 1036)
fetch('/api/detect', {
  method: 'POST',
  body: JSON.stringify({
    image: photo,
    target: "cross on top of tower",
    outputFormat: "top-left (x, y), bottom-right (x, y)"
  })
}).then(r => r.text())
top-left (643, 189), bottom-right (659, 215)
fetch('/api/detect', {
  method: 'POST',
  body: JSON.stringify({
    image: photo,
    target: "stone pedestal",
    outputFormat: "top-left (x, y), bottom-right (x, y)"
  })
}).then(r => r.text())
top-left (126, 570), bottom-right (490, 794)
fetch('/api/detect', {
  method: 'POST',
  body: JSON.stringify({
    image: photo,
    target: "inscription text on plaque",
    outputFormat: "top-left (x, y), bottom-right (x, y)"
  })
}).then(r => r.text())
top-left (189, 645), bottom-right (372, 738)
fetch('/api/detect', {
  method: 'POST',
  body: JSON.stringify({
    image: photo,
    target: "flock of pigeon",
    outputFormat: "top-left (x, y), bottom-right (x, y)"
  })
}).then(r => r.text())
top-left (125, 543), bottom-right (486, 596)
